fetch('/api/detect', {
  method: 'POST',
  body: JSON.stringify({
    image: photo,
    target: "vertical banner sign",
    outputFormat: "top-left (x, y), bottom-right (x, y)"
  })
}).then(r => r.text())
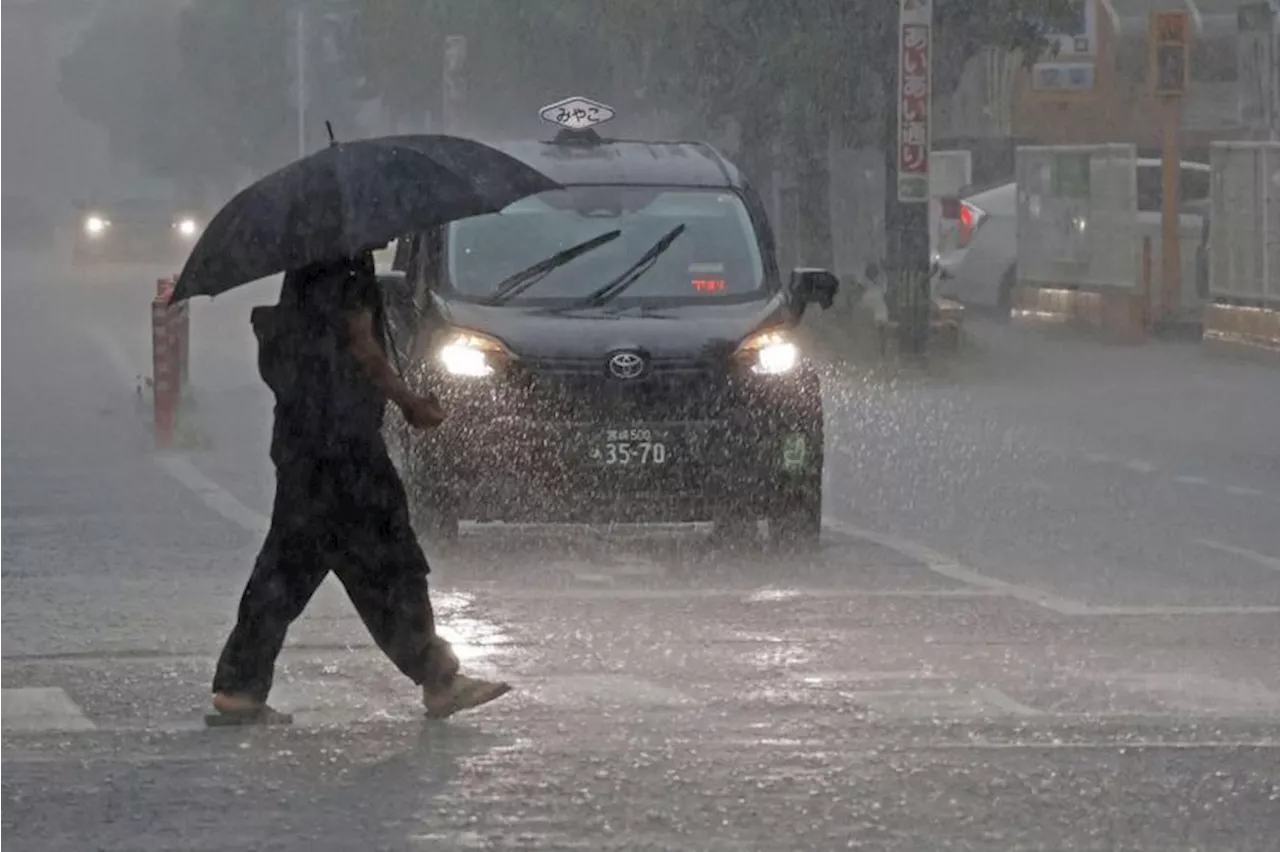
top-left (898, 0), bottom-right (932, 202)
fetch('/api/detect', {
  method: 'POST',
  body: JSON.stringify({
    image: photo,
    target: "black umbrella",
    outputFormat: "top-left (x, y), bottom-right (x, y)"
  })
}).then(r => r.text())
top-left (170, 134), bottom-right (560, 303)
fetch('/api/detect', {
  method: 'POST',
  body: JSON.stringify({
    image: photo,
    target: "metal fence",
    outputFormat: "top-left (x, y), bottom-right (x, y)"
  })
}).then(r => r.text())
top-left (1016, 143), bottom-right (1139, 291)
top-left (1209, 141), bottom-right (1280, 306)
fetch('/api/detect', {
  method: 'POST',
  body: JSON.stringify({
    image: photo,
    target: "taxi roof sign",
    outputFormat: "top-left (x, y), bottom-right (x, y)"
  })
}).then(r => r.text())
top-left (539, 96), bottom-right (615, 131)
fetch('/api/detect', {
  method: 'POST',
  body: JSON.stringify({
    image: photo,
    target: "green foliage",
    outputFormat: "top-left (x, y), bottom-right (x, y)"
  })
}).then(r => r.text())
top-left (57, 1), bottom-right (218, 186)
top-left (176, 0), bottom-right (297, 175)
top-left (59, 0), bottom-right (351, 187)
top-left (340, 0), bottom-right (614, 130)
top-left (346, 0), bottom-right (1076, 131)
top-left (59, 0), bottom-right (1078, 188)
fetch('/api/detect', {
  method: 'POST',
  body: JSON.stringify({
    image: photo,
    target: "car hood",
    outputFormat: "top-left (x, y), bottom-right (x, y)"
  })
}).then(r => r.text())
top-left (432, 293), bottom-right (791, 360)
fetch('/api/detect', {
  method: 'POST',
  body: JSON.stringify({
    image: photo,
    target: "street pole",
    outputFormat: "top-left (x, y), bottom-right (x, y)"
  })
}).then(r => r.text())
top-left (296, 6), bottom-right (307, 157)
top-left (1152, 10), bottom-right (1189, 325)
top-left (1237, 2), bottom-right (1280, 142)
top-left (442, 35), bottom-right (467, 135)
top-left (886, 0), bottom-right (933, 355)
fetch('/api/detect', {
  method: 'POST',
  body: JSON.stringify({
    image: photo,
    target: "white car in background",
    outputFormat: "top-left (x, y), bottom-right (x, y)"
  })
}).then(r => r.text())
top-left (935, 159), bottom-right (1211, 315)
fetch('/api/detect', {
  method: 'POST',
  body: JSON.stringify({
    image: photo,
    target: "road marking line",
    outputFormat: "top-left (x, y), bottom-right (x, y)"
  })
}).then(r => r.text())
top-left (1224, 485), bottom-right (1268, 498)
top-left (86, 323), bottom-right (144, 387)
top-left (156, 454), bottom-right (269, 534)
top-left (1082, 604), bottom-right (1280, 615)
top-left (826, 520), bottom-right (1091, 616)
top-left (1193, 538), bottom-right (1280, 574)
top-left (972, 686), bottom-right (1044, 717)
top-left (831, 686), bottom-right (1041, 719)
top-left (790, 670), bottom-right (951, 684)
top-left (828, 521), bottom-right (1280, 617)
top-left (1174, 475), bottom-right (1210, 486)
top-left (531, 674), bottom-right (694, 708)
top-left (86, 321), bottom-right (269, 534)
top-left (918, 740), bottom-right (1280, 751)
top-left (1, 687), bottom-right (96, 732)
top-left (570, 572), bottom-right (617, 584)
top-left (462, 587), bottom-right (999, 602)
top-left (1122, 459), bottom-right (1157, 474)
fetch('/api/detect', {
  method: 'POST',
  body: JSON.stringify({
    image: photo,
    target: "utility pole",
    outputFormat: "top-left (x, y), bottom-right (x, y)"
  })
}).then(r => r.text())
top-left (1152, 10), bottom-right (1189, 325)
top-left (295, 5), bottom-right (307, 157)
top-left (442, 34), bottom-right (467, 135)
top-left (1238, 2), bottom-right (1280, 142)
top-left (885, 0), bottom-right (933, 355)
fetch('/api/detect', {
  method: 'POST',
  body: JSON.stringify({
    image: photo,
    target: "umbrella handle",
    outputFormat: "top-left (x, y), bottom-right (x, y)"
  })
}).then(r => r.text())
top-left (326, 120), bottom-right (336, 147)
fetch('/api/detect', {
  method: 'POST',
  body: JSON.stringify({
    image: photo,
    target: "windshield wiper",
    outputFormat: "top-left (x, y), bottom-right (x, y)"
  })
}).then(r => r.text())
top-left (558, 224), bottom-right (686, 310)
top-left (482, 229), bottom-right (621, 306)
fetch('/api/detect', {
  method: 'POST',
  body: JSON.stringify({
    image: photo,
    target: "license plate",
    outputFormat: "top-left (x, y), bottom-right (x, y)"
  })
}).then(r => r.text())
top-left (588, 427), bottom-right (672, 466)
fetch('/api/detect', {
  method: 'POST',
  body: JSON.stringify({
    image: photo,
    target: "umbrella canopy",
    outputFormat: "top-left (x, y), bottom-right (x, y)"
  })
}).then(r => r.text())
top-left (171, 134), bottom-right (559, 303)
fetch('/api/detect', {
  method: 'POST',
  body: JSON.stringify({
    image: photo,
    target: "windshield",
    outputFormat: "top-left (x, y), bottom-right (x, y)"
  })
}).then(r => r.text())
top-left (445, 186), bottom-right (765, 304)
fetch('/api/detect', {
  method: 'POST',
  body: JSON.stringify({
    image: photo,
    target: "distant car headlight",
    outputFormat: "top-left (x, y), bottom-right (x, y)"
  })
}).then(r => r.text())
top-left (176, 218), bottom-right (199, 237)
top-left (435, 329), bottom-right (510, 378)
top-left (83, 215), bottom-right (108, 237)
top-left (737, 328), bottom-right (799, 375)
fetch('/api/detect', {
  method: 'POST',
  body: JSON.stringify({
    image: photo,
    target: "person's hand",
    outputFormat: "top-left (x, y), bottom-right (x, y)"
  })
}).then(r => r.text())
top-left (402, 394), bottom-right (446, 430)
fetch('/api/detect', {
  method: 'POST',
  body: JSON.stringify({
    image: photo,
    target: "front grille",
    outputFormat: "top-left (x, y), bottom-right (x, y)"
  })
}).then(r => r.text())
top-left (511, 358), bottom-right (736, 421)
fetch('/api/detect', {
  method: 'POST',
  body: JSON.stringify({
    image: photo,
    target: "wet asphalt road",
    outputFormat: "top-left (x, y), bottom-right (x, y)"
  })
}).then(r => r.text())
top-left (3, 251), bottom-right (1279, 851)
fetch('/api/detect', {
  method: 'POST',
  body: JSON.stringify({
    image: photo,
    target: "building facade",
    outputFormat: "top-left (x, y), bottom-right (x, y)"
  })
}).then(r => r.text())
top-left (1011, 0), bottom-right (1278, 156)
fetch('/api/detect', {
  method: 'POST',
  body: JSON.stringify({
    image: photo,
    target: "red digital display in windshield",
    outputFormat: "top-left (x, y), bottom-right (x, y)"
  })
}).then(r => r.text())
top-left (692, 278), bottom-right (726, 292)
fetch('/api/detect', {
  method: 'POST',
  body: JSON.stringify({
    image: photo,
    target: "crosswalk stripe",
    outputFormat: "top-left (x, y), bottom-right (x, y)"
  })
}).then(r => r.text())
top-left (2, 687), bottom-right (96, 732)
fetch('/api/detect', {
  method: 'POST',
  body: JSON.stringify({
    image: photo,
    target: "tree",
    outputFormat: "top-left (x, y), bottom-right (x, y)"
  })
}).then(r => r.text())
top-left (341, 1), bottom-right (1072, 282)
top-left (176, 0), bottom-right (298, 178)
top-left (58, 0), bottom-right (224, 192)
top-left (341, 0), bottom-right (615, 135)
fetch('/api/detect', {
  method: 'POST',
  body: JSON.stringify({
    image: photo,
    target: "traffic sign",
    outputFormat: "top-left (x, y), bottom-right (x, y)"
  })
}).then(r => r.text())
top-left (1151, 10), bottom-right (1189, 97)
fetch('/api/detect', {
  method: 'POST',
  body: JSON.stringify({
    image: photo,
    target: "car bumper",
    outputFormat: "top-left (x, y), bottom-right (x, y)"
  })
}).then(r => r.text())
top-left (407, 405), bottom-right (822, 523)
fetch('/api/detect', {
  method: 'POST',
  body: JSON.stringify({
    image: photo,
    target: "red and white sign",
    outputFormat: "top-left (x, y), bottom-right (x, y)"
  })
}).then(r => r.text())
top-left (897, 0), bottom-right (932, 202)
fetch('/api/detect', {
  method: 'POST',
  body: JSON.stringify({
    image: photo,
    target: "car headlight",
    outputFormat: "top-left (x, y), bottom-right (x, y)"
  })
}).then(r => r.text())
top-left (175, 218), bottom-right (199, 237)
top-left (737, 329), bottom-right (799, 375)
top-left (435, 329), bottom-right (509, 377)
top-left (83, 215), bottom-right (108, 237)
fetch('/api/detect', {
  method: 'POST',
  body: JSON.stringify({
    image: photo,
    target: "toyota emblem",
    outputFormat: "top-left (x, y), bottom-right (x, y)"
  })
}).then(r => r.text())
top-left (607, 351), bottom-right (646, 379)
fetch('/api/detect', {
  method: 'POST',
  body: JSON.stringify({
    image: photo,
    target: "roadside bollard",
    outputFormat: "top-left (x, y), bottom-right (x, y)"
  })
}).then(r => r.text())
top-left (150, 278), bottom-right (188, 450)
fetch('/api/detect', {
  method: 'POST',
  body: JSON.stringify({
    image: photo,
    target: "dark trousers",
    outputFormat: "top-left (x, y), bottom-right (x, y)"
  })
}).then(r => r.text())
top-left (212, 442), bottom-right (458, 702)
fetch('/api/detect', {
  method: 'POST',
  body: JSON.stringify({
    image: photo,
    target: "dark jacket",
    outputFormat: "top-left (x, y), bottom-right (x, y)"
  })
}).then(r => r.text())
top-left (251, 255), bottom-right (389, 462)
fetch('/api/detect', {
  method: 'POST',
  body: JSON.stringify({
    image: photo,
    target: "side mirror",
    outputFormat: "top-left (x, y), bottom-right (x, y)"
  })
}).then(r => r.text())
top-left (791, 267), bottom-right (839, 311)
